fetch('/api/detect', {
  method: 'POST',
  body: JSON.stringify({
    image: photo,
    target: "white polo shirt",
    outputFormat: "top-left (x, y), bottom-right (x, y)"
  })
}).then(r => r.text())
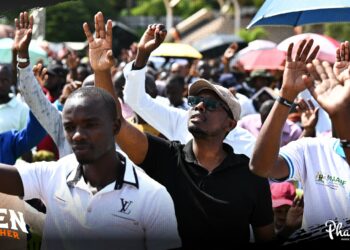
top-left (16, 152), bottom-right (181, 250)
top-left (279, 137), bottom-right (350, 233)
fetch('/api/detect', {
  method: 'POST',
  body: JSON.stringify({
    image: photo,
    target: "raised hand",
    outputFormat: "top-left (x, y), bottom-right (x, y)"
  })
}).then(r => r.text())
top-left (59, 81), bottom-right (82, 104)
top-left (32, 63), bottom-right (48, 87)
top-left (296, 99), bottom-right (319, 131)
top-left (137, 24), bottom-right (167, 55)
top-left (305, 60), bottom-right (350, 116)
top-left (333, 41), bottom-right (350, 83)
top-left (285, 195), bottom-right (304, 232)
top-left (222, 42), bottom-right (238, 63)
top-left (66, 51), bottom-right (80, 70)
top-left (14, 12), bottom-right (33, 54)
top-left (83, 12), bottom-right (114, 72)
top-left (281, 39), bottom-right (320, 101)
top-left (134, 24), bottom-right (167, 69)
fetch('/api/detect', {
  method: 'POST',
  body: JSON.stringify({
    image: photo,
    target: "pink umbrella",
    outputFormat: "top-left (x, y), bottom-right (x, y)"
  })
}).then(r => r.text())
top-left (237, 39), bottom-right (277, 57)
top-left (237, 48), bottom-right (286, 71)
top-left (277, 33), bottom-right (340, 63)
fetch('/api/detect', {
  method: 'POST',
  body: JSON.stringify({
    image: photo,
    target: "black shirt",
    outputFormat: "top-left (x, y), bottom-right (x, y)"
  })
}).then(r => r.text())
top-left (140, 134), bottom-right (273, 249)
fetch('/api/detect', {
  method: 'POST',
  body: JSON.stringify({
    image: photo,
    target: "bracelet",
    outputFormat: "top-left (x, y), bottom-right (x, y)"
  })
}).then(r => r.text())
top-left (16, 55), bottom-right (29, 63)
top-left (276, 96), bottom-right (294, 108)
top-left (340, 139), bottom-right (350, 148)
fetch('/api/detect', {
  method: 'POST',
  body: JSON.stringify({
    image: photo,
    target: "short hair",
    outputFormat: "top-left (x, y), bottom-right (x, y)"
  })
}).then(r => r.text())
top-left (259, 99), bottom-right (275, 124)
top-left (0, 64), bottom-right (13, 79)
top-left (166, 74), bottom-right (185, 88)
top-left (65, 87), bottom-right (117, 120)
top-left (82, 74), bottom-right (95, 87)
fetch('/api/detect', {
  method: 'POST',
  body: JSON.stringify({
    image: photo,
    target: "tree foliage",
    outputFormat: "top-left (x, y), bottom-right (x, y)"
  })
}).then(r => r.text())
top-left (324, 23), bottom-right (350, 42)
top-left (239, 27), bottom-right (267, 42)
top-left (46, 1), bottom-right (90, 42)
top-left (45, 0), bottom-right (123, 42)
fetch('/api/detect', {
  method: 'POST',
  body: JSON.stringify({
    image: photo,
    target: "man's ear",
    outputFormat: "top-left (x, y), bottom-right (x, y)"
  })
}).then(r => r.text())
top-left (228, 118), bottom-right (237, 132)
top-left (113, 118), bottom-right (121, 135)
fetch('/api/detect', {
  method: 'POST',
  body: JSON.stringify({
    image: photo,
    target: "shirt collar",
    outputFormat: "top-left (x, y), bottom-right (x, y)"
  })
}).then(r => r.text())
top-left (333, 139), bottom-right (346, 159)
top-left (182, 139), bottom-right (245, 172)
top-left (0, 96), bottom-right (16, 108)
top-left (66, 152), bottom-right (139, 190)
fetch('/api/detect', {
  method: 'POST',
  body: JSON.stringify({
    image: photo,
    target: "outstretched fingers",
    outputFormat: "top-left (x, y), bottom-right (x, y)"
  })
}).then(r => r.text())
top-left (154, 24), bottom-right (166, 44)
top-left (345, 41), bottom-right (350, 61)
top-left (299, 39), bottom-right (313, 62)
top-left (19, 12), bottom-right (24, 29)
top-left (29, 15), bottom-right (34, 29)
top-left (304, 61), bottom-right (320, 94)
top-left (295, 39), bottom-right (307, 61)
top-left (106, 19), bottom-right (113, 44)
top-left (96, 12), bottom-right (106, 39)
top-left (23, 12), bottom-right (29, 28)
top-left (305, 45), bottom-right (320, 64)
top-left (313, 60), bottom-right (328, 81)
top-left (83, 23), bottom-right (94, 43)
top-left (94, 13), bottom-right (100, 39)
top-left (15, 18), bottom-right (19, 30)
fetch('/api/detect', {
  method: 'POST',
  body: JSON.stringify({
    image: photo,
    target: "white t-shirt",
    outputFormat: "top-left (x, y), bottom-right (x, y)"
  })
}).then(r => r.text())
top-left (16, 152), bottom-right (181, 250)
top-left (279, 137), bottom-right (350, 233)
top-left (0, 95), bottom-right (29, 133)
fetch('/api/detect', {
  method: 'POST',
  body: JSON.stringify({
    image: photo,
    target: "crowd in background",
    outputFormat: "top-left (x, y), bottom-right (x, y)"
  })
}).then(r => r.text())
top-left (0, 10), bottom-right (349, 250)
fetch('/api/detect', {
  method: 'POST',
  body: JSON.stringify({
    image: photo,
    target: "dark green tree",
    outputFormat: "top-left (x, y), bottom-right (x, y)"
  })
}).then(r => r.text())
top-left (324, 23), bottom-right (350, 42)
top-left (45, 0), bottom-right (123, 42)
top-left (45, 1), bottom-right (91, 42)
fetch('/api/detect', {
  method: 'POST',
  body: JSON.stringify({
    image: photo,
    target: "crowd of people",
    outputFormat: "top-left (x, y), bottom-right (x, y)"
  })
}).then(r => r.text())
top-left (0, 10), bottom-right (349, 250)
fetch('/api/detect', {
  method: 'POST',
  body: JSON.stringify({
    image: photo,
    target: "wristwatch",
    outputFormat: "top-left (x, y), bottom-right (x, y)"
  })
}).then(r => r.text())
top-left (17, 55), bottom-right (29, 63)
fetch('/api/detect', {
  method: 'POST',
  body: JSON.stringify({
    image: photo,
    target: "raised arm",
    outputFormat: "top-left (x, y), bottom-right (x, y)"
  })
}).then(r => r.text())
top-left (82, 12), bottom-right (116, 107)
top-left (123, 61), bottom-right (188, 142)
top-left (250, 40), bottom-right (319, 179)
top-left (84, 12), bottom-right (167, 164)
top-left (14, 12), bottom-right (68, 157)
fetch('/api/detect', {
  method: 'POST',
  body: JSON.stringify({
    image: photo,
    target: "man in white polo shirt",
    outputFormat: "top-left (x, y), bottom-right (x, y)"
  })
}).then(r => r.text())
top-left (250, 39), bottom-right (350, 243)
top-left (0, 17), bottom-right (181, 247)
top-left (0, 86), bottom-right (180, 250)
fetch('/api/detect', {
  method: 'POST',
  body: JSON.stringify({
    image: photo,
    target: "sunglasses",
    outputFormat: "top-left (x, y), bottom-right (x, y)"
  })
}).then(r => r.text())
top-left (188, 96), bottom-right (233, 119)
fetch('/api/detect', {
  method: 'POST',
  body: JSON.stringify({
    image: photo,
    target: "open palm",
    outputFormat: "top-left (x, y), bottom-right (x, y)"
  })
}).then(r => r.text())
top-left (13, 12), bottom-right (33, 52)
top-left (308, 60), bottom-right (350, 115)
top-left (283, 60), bottom-right (309, 93)
top-left (281, 40), bottom-right (320, 98)
top-left (83, 12), bottom-right (114, 72)
top-left (313, 80), bottom-right (350, 115)
top-left (333, 41), bottom-right (350, 83)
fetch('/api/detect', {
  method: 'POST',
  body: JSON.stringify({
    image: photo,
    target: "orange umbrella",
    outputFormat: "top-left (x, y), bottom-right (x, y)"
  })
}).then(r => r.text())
top-left (237, 48), bottom-right (286, 71)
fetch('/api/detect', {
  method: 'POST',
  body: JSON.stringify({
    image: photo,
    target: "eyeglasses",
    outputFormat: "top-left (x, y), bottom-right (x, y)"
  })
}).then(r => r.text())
top-left (188, 95), bottom-right (233, 118)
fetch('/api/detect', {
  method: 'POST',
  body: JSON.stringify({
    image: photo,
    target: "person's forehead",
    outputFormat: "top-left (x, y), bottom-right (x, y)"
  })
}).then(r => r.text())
top-left (64, 96), bottom-right (105, 113)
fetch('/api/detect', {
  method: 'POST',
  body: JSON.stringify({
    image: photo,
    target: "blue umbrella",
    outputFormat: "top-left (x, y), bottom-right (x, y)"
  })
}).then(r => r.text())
top-left (247, 0), bottom-right (350, 28)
